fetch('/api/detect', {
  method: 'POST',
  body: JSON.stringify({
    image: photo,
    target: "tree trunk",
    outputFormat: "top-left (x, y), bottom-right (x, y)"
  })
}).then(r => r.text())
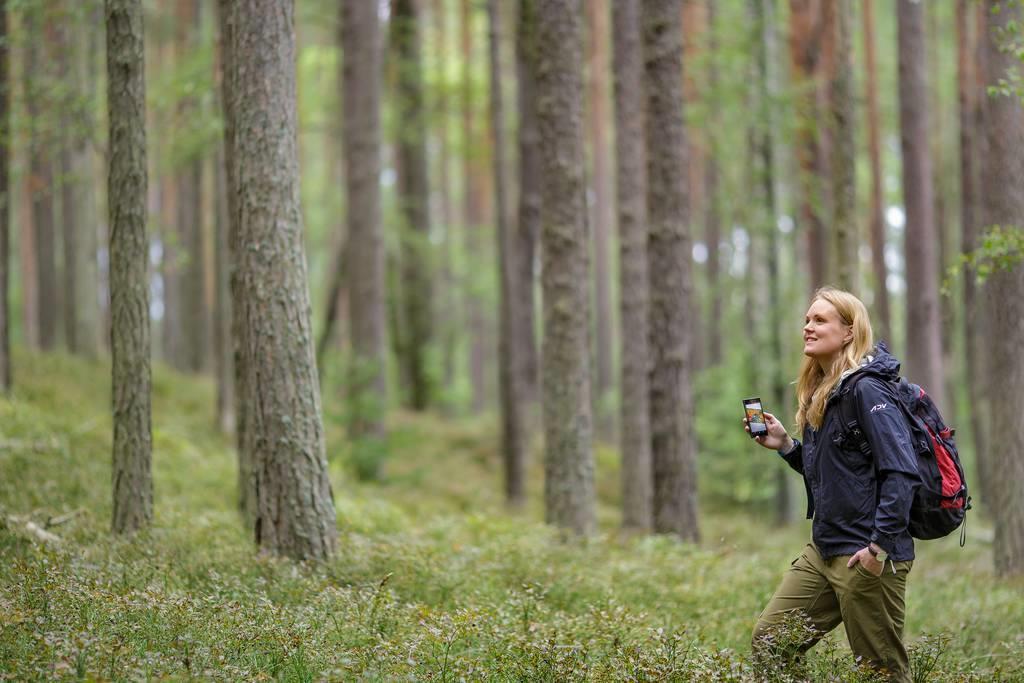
top-left (392, 0), bottom-right (434, 412)
top-left (216, 0), bottom-right (249, 518)
top-left (159, 176), bottom-right (184, 363)
top-left (68, 16), bottom-right (103, 359)
top-left (0, 0), bottom-right (9, 392)
top-left (681, 1), bottom-right (705, 376)
top-left (612, 0), bottom-right (651, 532)
top-left (830, 0), bottom-right (856, 291)
top-left (981, 0), bottom-right (1024, 577)
top-left (537, 0), bottom-right (596, 536)
top-left (342, 0), bottom-right (388, 475)
top-left (212, 142), bottom-right (234, 434)
top-left (224, 0), bottom-right (337, 560)
top-left (60, 89), bottom-right (78, 354)
top-left (462, 0), bottom-right (488, 413)
top-left (750, 0), bottom-right (794, 526)
top-left (704, 0), bottom-right (723, 368)
top-left (19, 174), bottom-right (38, 348)
top-left (586, 0), bottom-right (614, 405)
top-left (516, 0), bottom-right (541, 402)
top-left (862, 0), bottom-right (891, 343)
top-left (433, 0), bottom-right (458, 396)
top-left (645, 0), bottom-right (699, 541)
top-left (316, 238), bottom-right (346, 369)
top-left (958, 0), bottom-right (990, 508)
top-left (106, 0), bottom-right (153, 535)
top-left (488, 0), bottom-right (527, 506)
top-left (788, 0), bottom-right (829, 290)
top-left (897, 0), bottom-right (945, 410)
top-left (26, 16), bottom-right (59, 351)
top-left (171, 0), bottom-right (206, 374)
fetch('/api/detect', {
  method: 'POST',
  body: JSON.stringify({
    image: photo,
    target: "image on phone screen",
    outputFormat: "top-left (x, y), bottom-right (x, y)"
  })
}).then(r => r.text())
top-left (743, 398), bottom-right (767, 438)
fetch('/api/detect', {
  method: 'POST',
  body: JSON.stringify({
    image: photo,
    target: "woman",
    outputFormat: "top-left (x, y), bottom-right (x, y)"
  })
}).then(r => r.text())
top-left (747, 287), bottom-right (919, 682)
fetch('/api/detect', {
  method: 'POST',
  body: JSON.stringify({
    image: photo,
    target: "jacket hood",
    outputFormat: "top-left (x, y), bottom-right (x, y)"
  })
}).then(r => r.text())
top-left (832, 341), bottom-right (902, 397)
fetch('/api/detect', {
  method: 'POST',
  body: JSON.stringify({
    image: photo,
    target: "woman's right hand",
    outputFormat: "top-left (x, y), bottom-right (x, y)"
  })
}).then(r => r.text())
top-left (744, 412), bottom-right (793, 452)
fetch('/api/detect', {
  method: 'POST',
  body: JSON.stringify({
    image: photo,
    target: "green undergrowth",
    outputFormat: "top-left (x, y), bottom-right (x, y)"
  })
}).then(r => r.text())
top-left (1, 349), bottom-right (1022, 680)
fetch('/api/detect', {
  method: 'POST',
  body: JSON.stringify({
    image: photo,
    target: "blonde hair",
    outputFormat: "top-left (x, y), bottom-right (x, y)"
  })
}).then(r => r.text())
top-left (795, 287), bottom-right (874, 431)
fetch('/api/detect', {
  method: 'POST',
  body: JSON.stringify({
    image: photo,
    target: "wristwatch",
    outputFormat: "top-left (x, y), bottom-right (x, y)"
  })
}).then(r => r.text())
top-left (868, 544), bottom-right (888, 564)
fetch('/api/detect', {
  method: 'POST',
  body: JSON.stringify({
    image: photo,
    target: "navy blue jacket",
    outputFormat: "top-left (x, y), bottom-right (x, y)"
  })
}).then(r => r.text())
top-left (779, 345), bottom-right (920, 561)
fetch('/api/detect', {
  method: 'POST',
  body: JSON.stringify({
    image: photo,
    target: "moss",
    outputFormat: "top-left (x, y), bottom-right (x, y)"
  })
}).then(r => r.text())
top-left (0, 347), bottom-right (1020, 680)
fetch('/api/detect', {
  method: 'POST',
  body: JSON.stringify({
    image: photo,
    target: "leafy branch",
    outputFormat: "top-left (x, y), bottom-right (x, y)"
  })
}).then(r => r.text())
top-left (942, 225), bottom-right (1024, 296)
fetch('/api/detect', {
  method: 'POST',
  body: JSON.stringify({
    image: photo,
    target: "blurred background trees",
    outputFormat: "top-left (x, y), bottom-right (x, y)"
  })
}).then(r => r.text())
top-left (0, 0), bottom-right (1022, 572)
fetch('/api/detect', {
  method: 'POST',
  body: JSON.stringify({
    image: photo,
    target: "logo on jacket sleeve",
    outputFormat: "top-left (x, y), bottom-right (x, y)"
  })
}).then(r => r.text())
top-left (870, 403), bottom-right (888, 413)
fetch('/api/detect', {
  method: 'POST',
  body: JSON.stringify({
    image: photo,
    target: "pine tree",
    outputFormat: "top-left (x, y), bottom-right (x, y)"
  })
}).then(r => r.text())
top-left (644, 0), bottom-right (699, 540)
top-left (612, 0), bottom-right (652, 531)
top-left (106, 0), bottom-right (153, 535)
top-left (222, 0), bottom-right (337, 560)
top-left (537, 0), bottom-right (596, 536)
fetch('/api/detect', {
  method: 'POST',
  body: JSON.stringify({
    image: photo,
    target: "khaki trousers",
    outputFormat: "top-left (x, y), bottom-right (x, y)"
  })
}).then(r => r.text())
top-left (753, 543), bottom-right (913, 682)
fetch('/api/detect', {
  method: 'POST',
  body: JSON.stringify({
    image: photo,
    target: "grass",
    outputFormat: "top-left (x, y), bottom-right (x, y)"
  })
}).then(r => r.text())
top-left (1, 348), bottom-right (1022, 681)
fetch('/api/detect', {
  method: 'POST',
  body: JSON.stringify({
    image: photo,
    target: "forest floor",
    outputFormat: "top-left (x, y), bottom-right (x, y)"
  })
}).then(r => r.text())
top-left (1, 349), bottom-right (1023, 681)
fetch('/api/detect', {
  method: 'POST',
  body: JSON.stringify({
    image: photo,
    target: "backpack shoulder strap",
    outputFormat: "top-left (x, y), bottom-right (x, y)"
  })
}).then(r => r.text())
top-left (834, 373), bottom-right (872, 455)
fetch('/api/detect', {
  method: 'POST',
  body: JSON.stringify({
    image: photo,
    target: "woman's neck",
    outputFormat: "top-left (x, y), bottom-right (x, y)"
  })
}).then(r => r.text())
top-left (816, 354), bottom-right (842, 376)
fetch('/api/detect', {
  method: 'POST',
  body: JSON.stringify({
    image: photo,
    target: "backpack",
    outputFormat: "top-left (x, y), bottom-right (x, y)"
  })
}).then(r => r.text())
top-left (836, 374), bottom-right (971, 545)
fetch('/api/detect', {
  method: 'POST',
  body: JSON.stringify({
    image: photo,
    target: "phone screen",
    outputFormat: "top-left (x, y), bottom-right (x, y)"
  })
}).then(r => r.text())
top-left (743, 398), bottom-right (767, 438)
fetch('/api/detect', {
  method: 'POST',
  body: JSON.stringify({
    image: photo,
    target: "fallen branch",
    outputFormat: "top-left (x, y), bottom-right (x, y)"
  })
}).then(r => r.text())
top-left (3, 515), bottom-right (63, 545)
top-left (46, 508), bottom-right (84, 529)
top-left (24, 520), bottom-right (62, 545)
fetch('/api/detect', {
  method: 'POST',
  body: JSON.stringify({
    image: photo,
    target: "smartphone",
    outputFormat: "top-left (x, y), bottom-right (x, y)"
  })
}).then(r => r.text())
top-left (743, 397), bottom-right (768, 438)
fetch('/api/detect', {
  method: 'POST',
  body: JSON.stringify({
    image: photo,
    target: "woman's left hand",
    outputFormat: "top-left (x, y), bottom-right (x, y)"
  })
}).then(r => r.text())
top-left (847, 547), bottom-right (884, 577)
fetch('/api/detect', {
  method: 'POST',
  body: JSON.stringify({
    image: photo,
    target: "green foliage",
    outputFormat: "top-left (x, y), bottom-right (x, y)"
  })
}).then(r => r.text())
top-left (2, 350), bottom-right (1023, 680)
top-left (942, 226), bottom-right (1024, 296)
top-left (989, 0), bottom-right (1024, 101)
top-left (693, 359), bottom-right (797, 514)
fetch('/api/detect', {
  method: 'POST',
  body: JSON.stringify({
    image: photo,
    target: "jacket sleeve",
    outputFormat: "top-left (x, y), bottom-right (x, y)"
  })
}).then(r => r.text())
top-left (854, 378), bottom-right (921, 553)
top-left (777, 439), bottom-right (803, 475)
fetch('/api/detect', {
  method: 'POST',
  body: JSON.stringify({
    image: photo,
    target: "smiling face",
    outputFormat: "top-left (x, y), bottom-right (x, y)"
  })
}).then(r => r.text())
top-left (803, 298), bottom-right (853, 369)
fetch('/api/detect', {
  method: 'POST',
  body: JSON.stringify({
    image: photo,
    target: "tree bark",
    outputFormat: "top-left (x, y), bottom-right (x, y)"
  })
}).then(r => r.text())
top-left (862, 0), bottom-right (891, 343)
top-left (106, 0), bottom-right (153, 535)
top-left (224, 0), bottom-right (337, 560)
top-left (897, 0), bottom-right (945, 410)
top-left (0, 0), bottom-right (9, 392)
top-left (645, 0), bottom-right (699, 541)
top-left (216, 0), bottom-right (250, 519)
top-left (586, 0), bottom-right (614, 405)
top-left (537, 0), bottom-right (596, 536)
top-left (342, 0), bottom-right (388, 473)
top-left (516, 0), bottom-right (541, 401)
top-left (830, 0), bottom-right (856, 291)
top-left (488, 0), bottom-right (527, 506)
top-left (958, 0), bottom-right (990, 508)
top-left (981, 0), bottom-right (1024, 577)
top-left (788, 0), bottom-right (830, 290)
top-left (612, 0), bottom-right (651, 532)
top-left (392, 0), bottom-right (434, 412)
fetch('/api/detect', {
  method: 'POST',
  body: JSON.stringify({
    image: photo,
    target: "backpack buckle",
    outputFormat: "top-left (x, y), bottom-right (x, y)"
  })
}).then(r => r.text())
top-left (844, 421), bottom-right (870, 455)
